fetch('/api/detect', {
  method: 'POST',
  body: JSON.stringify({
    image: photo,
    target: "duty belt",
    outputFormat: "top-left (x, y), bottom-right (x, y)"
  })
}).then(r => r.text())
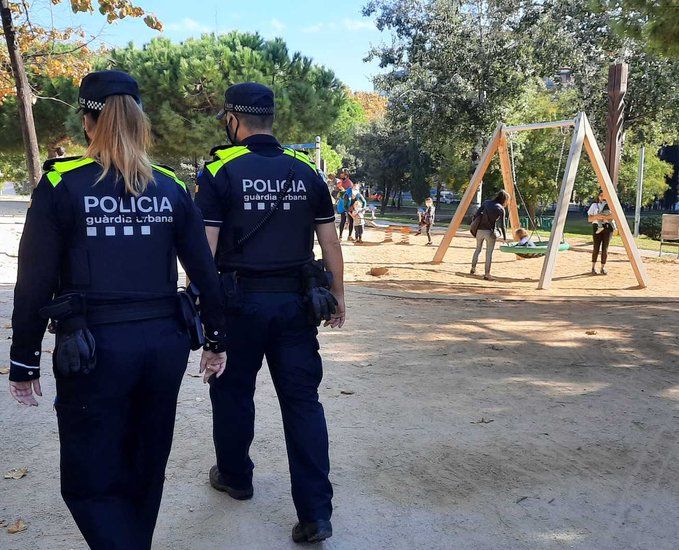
top-left (86, 297), bottom-right (178, 325)
top-left (236, 275), bottom-right (303, 293)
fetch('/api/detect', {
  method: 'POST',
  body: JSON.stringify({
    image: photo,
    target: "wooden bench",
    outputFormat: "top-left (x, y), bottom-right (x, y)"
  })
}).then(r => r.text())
top-left (660, 214), bottom-right (679, 257)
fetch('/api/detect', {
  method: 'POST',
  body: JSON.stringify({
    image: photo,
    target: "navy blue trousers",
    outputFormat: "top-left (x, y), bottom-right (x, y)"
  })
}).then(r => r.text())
top-left (55, 317), bottom-right (190, 549)
top-left (210, 292), bottom-right (333, 522)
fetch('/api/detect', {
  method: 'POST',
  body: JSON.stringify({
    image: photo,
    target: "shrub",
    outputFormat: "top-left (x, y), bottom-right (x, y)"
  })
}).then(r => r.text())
top-left (639, 215), bottom-right (663, 240)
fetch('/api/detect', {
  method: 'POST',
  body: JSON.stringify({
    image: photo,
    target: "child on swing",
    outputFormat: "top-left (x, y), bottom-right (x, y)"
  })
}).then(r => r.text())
top-left (514, 227), bottom-right (536, 247)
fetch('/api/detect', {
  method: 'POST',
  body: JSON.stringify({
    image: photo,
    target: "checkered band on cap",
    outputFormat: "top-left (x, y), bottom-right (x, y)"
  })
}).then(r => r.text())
top-left (78, 97), bottom-right (106, 111)
top-left (225, 103), bottom-right (274, 115)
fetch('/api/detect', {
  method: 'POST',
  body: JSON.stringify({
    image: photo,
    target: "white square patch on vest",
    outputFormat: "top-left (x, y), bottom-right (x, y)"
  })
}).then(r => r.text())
top-left (244, 202), bottom-right (252, 210)
top-left (141, 226), bottom-right (151, 235)
top-left (283, 203), bottom-right (291, 210)
top-left (105, 227), bottom-right (116, 236)
top-left (257, 203), bottom-right (265, 210)
top-left (123, 226), bottom-right (134, 236)
top-left (86, 227), bottom-right (97, 237)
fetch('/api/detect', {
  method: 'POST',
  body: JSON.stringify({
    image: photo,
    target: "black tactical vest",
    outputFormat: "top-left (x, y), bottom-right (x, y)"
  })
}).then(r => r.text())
top-left (205, 144), bottom-right (325, 273)
top-left (47, 158), bottom-right (187, 300)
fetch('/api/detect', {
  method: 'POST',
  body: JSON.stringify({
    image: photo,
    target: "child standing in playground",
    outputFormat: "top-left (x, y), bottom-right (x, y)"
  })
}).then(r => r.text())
top-left (350, 182), bottom-right (368, 243)
top-left (415, 197), bottom-right (436, 245)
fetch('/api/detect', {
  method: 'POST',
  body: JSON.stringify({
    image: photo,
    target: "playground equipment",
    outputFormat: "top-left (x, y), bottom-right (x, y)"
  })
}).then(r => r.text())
top-left (397, 227), bottom-right (411, 245)
top-left (432, 112), bottom-right (649, 290)
top-left (660, 214), bottom-right (679, 257)
top-left (498, 124), bottom-right (571, 258)
top-left (285, 136), bottom-right (322, 170)
top-left (499, 241), bottom-right (570, 259)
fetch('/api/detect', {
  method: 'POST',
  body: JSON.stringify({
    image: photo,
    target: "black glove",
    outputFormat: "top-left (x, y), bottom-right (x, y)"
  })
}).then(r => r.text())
top-left (307, 287), bottom-right (338, 326)
top-left (54, 328), bottom-right (96, 377)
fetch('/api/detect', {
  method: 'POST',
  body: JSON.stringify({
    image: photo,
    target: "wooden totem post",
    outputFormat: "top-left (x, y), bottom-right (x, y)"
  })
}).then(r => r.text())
top-left (604, 63), bottom-right (628, 189)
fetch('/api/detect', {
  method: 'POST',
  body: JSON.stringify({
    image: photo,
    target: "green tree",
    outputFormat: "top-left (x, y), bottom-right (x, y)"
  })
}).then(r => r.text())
top-left (355, 117), bottom-right (411, 213)
top-left (108, 32), bottom-right (346, 179)
top-left (1, 0), bottom-right (161, 190)
top-left (597, 0), bottom-right (679, 58)
top-left (618, 146), bottom-right (672, 207)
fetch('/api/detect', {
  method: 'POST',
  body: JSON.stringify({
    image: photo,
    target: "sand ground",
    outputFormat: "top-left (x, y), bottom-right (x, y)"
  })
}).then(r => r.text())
top-left (1, 212), bottom-right (678, 550)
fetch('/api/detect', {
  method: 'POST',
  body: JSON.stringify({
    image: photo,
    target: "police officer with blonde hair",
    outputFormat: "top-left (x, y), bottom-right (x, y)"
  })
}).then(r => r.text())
top-left (195, 82), bottom-right (345, 543)
top-left (8, 70), bottom-right (227, 549)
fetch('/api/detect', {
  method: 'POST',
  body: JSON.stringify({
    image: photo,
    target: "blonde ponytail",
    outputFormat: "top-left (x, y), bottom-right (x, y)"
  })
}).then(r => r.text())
top-left (85, 95), bottom-right (153, 196)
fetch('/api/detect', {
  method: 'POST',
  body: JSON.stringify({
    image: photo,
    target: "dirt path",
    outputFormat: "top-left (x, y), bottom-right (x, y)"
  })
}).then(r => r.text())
top-left (1, 219), bottom-right (678, 549)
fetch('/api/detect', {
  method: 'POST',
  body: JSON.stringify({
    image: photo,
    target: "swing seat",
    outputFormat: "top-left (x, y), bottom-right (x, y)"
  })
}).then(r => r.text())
top-left (500, 241), bottom-right (570, 258)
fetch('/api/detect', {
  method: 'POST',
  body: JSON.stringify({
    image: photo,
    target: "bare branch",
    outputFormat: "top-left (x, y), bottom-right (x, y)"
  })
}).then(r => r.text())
top-left (20, 0), bottom-right (36, 38)
top-left (32, 94), bottom-right (76, 109)
top-left (24, 32), bottom-right (100, 59)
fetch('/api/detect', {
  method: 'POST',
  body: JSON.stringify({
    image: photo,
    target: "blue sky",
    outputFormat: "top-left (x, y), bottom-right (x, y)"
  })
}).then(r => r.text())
top-left (31, 0), bottom-right (388, 91)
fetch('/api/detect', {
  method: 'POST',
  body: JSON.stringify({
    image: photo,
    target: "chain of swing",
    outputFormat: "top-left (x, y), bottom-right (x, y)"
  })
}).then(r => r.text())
top-left (507, 126), bottom-right (570, 243)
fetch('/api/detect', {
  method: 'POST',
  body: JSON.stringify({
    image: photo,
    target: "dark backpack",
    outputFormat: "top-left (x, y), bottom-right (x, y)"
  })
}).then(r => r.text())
top-left (470, 205), bottom-right (486, 237)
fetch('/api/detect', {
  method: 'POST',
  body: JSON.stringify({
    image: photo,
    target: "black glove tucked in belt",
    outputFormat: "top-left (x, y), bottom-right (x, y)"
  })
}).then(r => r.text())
top-left (54, 327), bottom-right (96, 377)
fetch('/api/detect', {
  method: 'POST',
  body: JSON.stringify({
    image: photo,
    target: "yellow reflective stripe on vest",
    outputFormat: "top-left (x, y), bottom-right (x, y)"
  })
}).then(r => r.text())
top-left (206, 146), bottom-right (251, 177)
top-left (46, 157), bottom-right (96, 187)
top-left (152, 164), bottom-right (187, 192)
top-left (283, 149), bottom-right (317, 172)
top-left (46, 171), bottom-right (62, 186)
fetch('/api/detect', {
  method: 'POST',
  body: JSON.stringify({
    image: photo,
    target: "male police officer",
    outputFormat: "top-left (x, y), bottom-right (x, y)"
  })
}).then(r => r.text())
top-left (194, 82), bottom-right (345, 543)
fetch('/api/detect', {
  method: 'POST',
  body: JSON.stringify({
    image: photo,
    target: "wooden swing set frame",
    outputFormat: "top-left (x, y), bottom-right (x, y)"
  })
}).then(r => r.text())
top-left (432, 112), bottom-right (649, 290)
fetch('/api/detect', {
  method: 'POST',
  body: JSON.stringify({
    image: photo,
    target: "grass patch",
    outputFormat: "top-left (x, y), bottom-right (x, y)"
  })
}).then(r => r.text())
top-left (372, 212), bottom-right (664, 253)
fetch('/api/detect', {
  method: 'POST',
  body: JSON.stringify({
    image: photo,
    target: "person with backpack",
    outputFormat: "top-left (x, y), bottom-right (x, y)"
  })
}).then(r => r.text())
top-left (470, 190), bottom-right (509, 280)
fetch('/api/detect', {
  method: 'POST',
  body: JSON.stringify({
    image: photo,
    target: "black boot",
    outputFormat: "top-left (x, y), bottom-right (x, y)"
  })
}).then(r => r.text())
top-left (292, 519), bottom-right (333, 543)
top-left (209, 465), bottom-right (253, 500)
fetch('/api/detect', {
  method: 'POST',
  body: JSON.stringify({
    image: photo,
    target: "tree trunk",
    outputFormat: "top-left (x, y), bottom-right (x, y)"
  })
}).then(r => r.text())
top-left (1, 0), bottom-right (41, 192)
top-left (380, 184), bottom-right (391, 215)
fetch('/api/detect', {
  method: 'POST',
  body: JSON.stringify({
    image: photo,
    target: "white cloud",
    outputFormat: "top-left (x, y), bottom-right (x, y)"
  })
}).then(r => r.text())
top-left (165, 18), bottom-right (211, 34)
top-left (342, 18), bottom-right (376, 32)
top-left (270, 18), bottom-right (286, 32)
top-left (302, 19), bottom-right (375, 34)
top-left (301, 23), bottom-right (328, 34)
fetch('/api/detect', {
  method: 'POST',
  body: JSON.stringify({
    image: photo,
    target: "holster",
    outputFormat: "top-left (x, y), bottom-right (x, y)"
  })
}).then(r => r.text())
top-left (177, 289), bottom-right (205, 351)
top-left (39, 293), bottom-right (96, 377)
top-left (220, 271), bottom-right (243, 313)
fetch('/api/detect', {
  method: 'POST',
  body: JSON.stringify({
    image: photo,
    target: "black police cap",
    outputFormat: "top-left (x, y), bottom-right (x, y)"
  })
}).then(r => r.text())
top-left (78, 70), bottom-right (141, 112)
top-left (216, 82), bottom-right (275, 120)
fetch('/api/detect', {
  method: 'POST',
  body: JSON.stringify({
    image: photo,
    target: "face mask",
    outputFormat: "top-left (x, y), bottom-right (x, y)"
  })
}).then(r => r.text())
top-left (226, 114), bottom-right (241, 145)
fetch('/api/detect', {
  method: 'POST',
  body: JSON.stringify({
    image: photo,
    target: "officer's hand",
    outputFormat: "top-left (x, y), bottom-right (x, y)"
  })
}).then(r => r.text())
top-left (325, 294), bottom-right (346, 329)
top-left (200, 350), bottom-right (227, 383)
top-left (9, 379), bottom-right (42, 407)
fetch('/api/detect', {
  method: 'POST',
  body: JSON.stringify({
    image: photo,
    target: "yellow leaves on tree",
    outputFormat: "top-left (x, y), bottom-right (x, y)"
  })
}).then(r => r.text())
top-left (350, 91), bottom-right (387, 122)
top-left (0, 0), bottom-right (162, 103)
top-left (67, 0), bottom-right (163, 30)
